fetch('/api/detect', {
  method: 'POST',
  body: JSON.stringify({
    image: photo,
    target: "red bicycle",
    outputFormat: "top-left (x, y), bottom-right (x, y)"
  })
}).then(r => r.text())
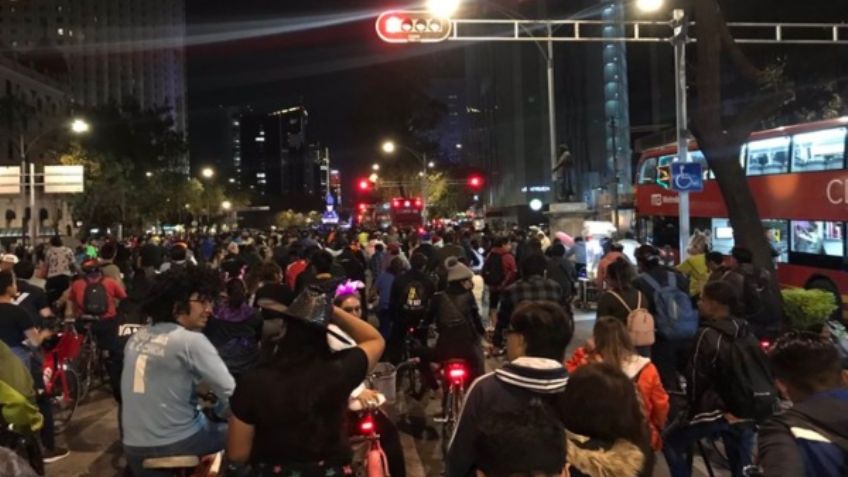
top-left (42, 324), bottom-right (82, 433)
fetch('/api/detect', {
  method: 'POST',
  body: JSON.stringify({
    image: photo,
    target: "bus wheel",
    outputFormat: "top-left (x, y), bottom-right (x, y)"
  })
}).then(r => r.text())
top-left (806, 278), bottom-right (843, 322)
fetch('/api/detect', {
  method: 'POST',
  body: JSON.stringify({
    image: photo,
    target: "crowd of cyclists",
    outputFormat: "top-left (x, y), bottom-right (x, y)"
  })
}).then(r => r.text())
top-left (0, 224), bottom-right (846, 476)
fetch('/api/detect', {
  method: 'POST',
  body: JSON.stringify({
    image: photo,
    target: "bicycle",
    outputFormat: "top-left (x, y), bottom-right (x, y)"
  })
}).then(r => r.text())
top-left (41, 325), bottom-right (82, 434)
top-left (395, 326), bottom-right (429, 399)
top-left (440, 359), bottom-right (469, 457)
top-left (74, 316), bottom-right (107, 400)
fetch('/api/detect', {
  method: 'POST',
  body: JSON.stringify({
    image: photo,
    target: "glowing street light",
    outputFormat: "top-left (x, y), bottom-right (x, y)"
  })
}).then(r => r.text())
top-left (221, 200), bottom-right (232, 211)
top-left (636, 0), bottom-right (664, 13)
top-left (70, 118), bottom-right (91, 134)
top-left (369, 173), bottom-right (380, 183)
top-left (201, 167), bottom-right (215, 179)
top-left (145, 171), bottom-right (153, 178)
top-left (381, 141), bottom-right (396, 154)
top-left (372, 163), bottom-right (381, 171)
top-left (529, 198), bottom-right (544, 212)
top-left (427, 0), bottom-right (461, 18)
top-left (427, 161), bottom-right (435, 168)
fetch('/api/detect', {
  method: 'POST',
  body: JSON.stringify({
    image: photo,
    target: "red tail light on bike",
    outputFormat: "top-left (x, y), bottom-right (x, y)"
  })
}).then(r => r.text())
top-left (759, 339), bottom-right (771, 351)
top-left (359, 414), bottom-right (375, 434)
top-left (446, 363), bottom-right (468, 385)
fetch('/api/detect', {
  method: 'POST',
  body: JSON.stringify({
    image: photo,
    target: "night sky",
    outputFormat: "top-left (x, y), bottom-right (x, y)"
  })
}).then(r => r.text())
top-left (185, 0), bottom-right (458, 180)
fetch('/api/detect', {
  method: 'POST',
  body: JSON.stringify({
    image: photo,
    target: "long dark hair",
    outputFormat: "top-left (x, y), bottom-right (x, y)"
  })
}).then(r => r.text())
top-left (606, 257), bottom-right (635, 291)
top-left (254, 317), bottom-right (339, 452)
top-left (557, 362), bottom-right (654, 475)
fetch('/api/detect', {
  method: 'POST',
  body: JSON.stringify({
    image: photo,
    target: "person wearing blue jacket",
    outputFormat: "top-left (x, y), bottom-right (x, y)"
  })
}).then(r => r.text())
top-left (758, 331), bottom-right (848, 477)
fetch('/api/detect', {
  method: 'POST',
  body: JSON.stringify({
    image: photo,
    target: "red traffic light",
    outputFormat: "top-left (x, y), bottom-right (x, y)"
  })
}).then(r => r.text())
top-left (376, 11), bottom-right (452, 44)
top-left (468, 175), bottom-right (484, 189)
top-left (358, 179), bottom-right (371, 191)
top-left (358, 203), bottom-right (368, 212)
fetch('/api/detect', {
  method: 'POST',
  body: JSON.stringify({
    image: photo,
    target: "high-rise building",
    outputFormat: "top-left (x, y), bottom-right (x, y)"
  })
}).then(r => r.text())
top-left (237, 106), bottom-right (322, 210)
top-left (0, 0), bottom-right (187, 131)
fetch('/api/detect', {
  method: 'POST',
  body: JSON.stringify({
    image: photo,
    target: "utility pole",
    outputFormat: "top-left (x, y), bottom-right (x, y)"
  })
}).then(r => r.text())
top-left (672, 9), bottom-right (690, 260)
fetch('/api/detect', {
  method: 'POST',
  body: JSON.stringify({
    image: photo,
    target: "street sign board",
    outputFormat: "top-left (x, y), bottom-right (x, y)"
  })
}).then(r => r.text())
top-left (0, 167), bottom-right (21, 195)
top-left (671, 162), bottom-right (703, 193)
top-left (44, 165), bottom-right (84, 193)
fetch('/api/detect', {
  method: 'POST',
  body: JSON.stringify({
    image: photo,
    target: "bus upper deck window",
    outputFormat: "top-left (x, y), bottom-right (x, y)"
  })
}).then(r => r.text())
top-left (792, 128), bottom-right (847, 172)
top-left (639, 157), bottom-right (658, 184)
top-left (746, 137), bottom-right (790, 176)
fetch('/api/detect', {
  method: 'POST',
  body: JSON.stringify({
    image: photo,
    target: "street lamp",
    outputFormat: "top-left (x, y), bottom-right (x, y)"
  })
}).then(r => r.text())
top-left (145, 171), bottom-right (153, 178)
top-left (372, 163), bottom-right (380, 172)
top-left (381, 141), bottom-right (396, 154)
top-left (369, 173), bottom-right (380, 183)
top-left (201, 167), bottom-right (215, 179)
top-left (426, 0), bottom-right (460, 18)
top-left (221, 200), bottom-right (232, 211)
top-left (70, 118), bottom-right (91, 134)
top-left (427, 161), bottom-right (436, 168)
top-left (636, 0), bottom-right (664, 13)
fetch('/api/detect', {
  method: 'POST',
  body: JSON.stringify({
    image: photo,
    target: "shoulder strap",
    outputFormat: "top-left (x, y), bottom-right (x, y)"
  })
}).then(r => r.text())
top-left (608, 290), bottom-right (633, 313)
top-left (782, 409), bottom-right (848, 454)
top-left (640, 273), bottom-right (662, 292)
top-left (636, 291), bottom-right (643, 309)
top-left (721, 270), bottom-right (731, 280)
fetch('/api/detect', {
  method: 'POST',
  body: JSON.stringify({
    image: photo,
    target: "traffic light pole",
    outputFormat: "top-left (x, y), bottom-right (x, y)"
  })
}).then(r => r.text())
top-left (672, 9), bottom-right (690, 260)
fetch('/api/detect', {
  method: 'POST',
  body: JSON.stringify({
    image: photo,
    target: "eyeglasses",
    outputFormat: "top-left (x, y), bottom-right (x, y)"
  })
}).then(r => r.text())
top-left (189, 298), bottom-right (214, 309)
top-left (342, 306), bottom-right (362, 314)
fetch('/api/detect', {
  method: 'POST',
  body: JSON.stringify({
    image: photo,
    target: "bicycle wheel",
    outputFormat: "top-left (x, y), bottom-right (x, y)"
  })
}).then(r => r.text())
top-left (52, 365), bottom-right (80, 434)
top-left (441, 390), bottom-right (455, 457)
top-left (76, 340), bottom-right (96, 400)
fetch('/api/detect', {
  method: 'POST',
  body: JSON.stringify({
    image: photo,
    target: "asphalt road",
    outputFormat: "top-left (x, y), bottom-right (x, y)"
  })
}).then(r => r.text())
top-left (48, 311), bottom-right (726, 477)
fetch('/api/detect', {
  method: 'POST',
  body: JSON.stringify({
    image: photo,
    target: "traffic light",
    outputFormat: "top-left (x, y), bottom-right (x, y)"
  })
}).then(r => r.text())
top-left (657, 157), bottom-right (672, 189)
top-left (468, 175), bottom-right (484, 190)
top-left (376, 11), bottom-right (452, 44)
top-left (358, 178), bottom-right (371, 192)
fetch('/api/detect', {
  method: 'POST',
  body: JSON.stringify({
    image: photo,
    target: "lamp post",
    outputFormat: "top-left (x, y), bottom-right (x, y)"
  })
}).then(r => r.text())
top-left (381, 140), bottom-right (430, 222)
top-left (201, 167), bottom-right (215, 180)
top-left (18, 118), bottom-right (90, 246)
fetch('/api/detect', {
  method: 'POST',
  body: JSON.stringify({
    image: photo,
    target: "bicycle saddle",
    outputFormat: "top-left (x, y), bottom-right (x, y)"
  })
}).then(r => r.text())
top-left (143, 455), bottom-right (200, 469)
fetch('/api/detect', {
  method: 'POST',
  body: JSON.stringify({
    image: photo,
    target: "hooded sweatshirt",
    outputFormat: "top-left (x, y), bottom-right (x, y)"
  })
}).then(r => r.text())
top-left (758, 388), bottom-right (848, 476)
top-left (444, 357), bottom-right (569, 477)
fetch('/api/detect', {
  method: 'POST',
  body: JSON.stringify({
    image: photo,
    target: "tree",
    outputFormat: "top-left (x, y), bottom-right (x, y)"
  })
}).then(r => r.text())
top-left (689, 0), bottom-right (796, 325)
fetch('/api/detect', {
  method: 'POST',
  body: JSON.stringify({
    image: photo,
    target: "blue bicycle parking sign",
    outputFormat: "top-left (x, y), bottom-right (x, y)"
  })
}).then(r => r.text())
top-left (671, 162), bottom-right (704, 193)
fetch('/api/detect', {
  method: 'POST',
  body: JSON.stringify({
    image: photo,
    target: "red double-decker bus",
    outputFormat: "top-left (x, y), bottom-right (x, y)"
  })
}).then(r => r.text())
top-left (634, 117), bottom-right (848, 311)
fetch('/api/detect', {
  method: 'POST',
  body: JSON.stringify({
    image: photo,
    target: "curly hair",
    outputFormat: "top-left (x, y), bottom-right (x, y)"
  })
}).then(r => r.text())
top-left (142, 266), bottom-right (222, 324)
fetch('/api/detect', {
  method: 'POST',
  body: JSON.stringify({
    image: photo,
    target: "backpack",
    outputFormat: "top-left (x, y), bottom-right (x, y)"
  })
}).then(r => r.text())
top-left (640, 272), bottom-right (699, 340)
top-left (711, 324), bottom-right (779, 421)
top-left (609, 291), bottom-right (655, 347)
top-left (739, 265), bottom-right (770, 323)
top-left (400, 279), bottom-right (429, 313)
top-left (482, 253), bottom-right (505, 286)
top-left (826, 320), bottom-right (848, 366)
top-left (82, 277), bottom-right (109, 316)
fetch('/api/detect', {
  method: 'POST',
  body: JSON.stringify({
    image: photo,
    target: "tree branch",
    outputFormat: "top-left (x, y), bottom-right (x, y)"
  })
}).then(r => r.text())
top-left (716, 0), bottom-right (763, 82)
top-left (726, 90), bottom-right (795, 142)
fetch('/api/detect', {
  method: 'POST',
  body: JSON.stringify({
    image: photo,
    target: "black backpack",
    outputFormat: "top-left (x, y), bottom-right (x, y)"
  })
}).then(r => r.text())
top-left (400, 279), bottom-right (429, 313)
top-left (482, 253), bottom-right (505, 286)
top-left (82, 277), bottom-right (109, 316)
top-left (739, 265), bottom-right (769, 321)
top-left (712, 324), bottom-right (779, 422)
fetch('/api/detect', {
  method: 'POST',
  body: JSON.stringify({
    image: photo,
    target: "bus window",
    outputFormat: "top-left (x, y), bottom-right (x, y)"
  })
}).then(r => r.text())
top-left (792, 128), bottom-right (847, 172)
top-left (746, 137), bottom-right (790, 176)
top-left (690, 151), bottom-right (710, 180)
top-left (711, 218), bottom-right (734, 255)
top-left (638, 157), bottom-right (658, 184)
top-left (791, 220), bottom-right (844, 257)
top-left (763, 219), bottom-right (789, 263)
